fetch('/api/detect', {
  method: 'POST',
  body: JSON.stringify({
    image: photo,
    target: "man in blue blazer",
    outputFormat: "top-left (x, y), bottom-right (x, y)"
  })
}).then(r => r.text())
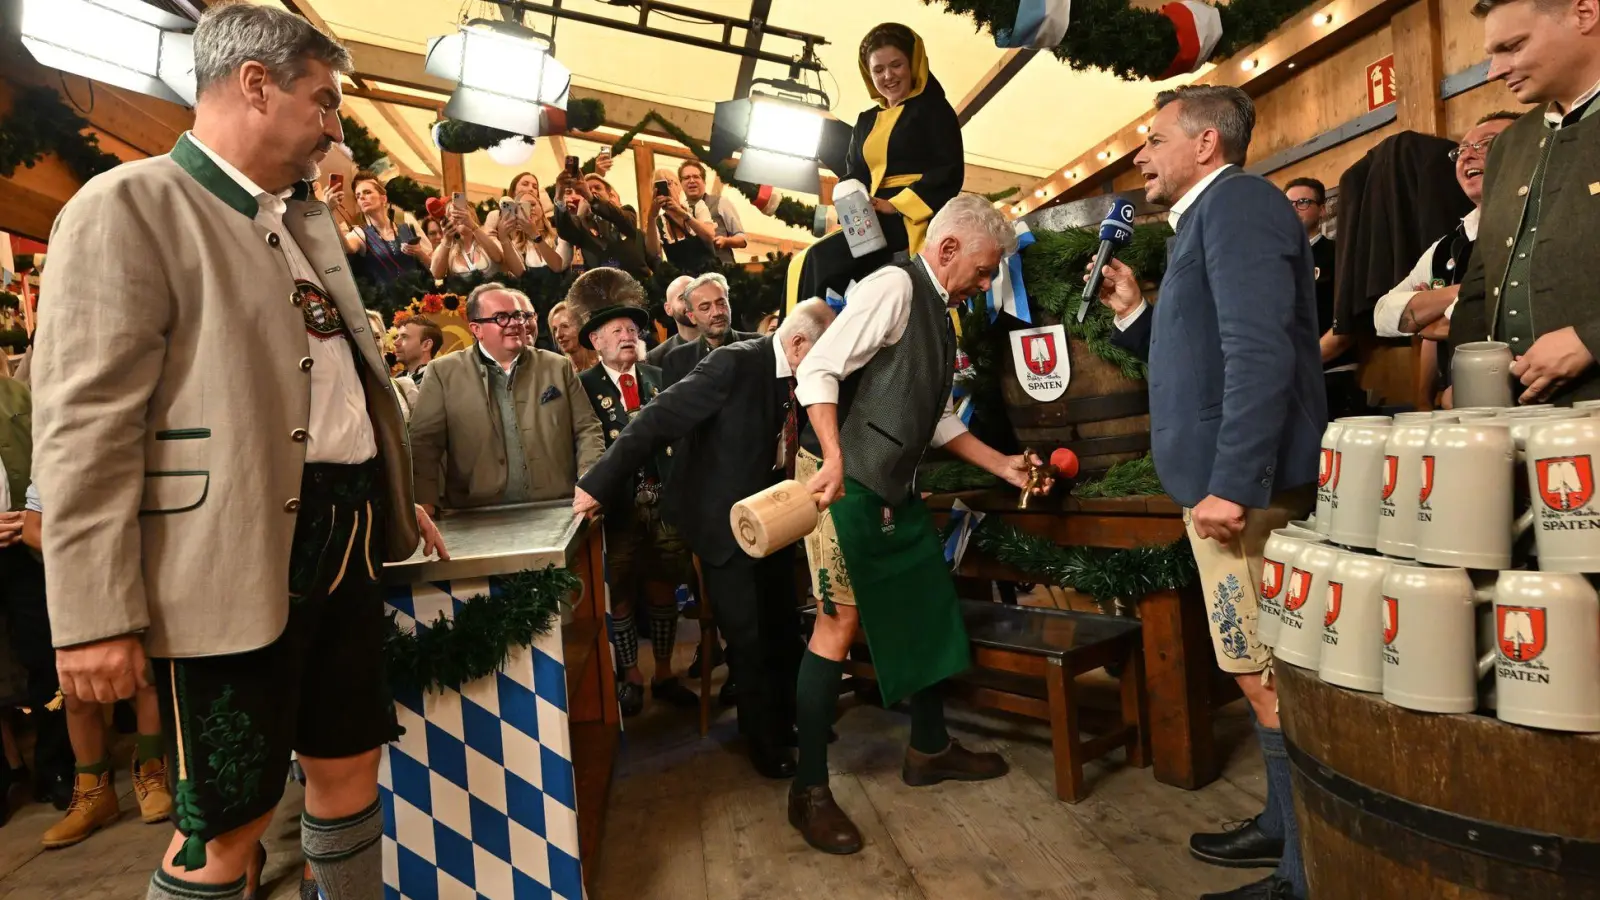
top-left (1092, 85), bottom-right (1327, 900)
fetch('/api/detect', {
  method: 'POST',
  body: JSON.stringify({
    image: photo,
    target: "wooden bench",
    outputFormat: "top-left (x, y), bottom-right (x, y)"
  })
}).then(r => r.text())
top-left (815, 599), bottom-right (1150, 803)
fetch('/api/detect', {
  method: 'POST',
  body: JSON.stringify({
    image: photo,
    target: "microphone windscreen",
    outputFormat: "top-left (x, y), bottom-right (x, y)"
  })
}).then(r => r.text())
top-left (425, 197), bottom-right (448, 220)
top-left (1050, 448), bottom-right (1080, 479)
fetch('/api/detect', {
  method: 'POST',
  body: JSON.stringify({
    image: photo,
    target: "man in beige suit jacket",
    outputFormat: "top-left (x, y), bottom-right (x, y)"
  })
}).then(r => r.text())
top-left (31, 7), bottom-right (444, 900)
top-left (411, 283), bottom-right (605, 511)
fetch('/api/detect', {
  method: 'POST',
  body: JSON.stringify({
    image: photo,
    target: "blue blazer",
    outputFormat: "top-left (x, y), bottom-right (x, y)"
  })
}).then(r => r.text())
top-left (1112, 167), bottom-right (1327, 509)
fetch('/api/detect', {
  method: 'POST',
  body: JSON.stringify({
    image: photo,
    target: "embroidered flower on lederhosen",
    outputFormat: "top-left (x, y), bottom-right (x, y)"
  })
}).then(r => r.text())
top-left (295, 281), bottom-right (347, 341)
top-left (1210, 574), bottom-right (1251, 660)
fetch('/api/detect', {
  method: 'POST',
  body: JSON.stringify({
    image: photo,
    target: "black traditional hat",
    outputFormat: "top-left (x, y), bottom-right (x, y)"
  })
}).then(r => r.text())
top-left (565, 267), bottom-right (652, 349)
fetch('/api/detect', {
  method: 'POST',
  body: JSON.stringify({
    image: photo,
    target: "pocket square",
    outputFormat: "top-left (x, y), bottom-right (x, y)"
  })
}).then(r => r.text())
top-left (540, 385), bottom-right (562, 404)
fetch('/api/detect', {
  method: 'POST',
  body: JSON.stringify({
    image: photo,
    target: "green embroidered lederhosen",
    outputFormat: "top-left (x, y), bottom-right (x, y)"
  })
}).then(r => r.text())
top-left (828, 477), bottom-right (970, 707)
top-left (153, 464), bottom-right (400, 871)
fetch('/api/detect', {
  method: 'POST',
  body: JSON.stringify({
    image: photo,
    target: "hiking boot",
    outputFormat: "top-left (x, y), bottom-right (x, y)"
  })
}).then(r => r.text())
top-left (41, 771), bottom-right (119, 849)
top-left (787, 784), bottom-right (863, 855)
top-left (132, 754), bottom-right (173, 824)
top-left (901, 739), bottom-right (1009, 787)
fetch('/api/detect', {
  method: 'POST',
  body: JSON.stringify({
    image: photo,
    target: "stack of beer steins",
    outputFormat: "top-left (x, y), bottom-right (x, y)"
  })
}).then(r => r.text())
top-left (1258, 340), bottom-right (1600, 734)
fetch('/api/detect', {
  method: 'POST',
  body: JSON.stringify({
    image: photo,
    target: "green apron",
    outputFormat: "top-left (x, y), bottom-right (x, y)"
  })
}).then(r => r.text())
top-left (831, 477), bottom-right (969, 706)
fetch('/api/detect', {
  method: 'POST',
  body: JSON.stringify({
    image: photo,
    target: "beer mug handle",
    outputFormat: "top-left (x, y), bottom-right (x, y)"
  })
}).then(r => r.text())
top-left (1477, 649), bottom-right (1497, 679)
top-left (1472, 586), bottom-right (1495, 605)
top-left (1513, 508), bottom-right (1534, 540)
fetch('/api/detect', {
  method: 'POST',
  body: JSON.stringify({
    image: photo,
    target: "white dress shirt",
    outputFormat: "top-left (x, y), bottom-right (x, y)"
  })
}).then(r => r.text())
top-left (1114, 164), bottom-right (1237, 332)
top-left (774, 338), bottom-right (794, 469)
top-left (795, 254), bottom-right (967, 449)
top-left (1546, 75), bottom-right (1600, 127)
top-left (602, 362), bottom-right (641, 409)
top-left (187, 133), bottom-right (376, 464)
top-left (1372, 208), bottom-right (1480, 338)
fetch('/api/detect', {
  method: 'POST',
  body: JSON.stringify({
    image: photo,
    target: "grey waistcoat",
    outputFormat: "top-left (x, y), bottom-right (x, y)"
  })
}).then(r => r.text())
top-left (485, 357), bottom-right (534, 504)
top-left (838, 259), bottom-right (955, 506)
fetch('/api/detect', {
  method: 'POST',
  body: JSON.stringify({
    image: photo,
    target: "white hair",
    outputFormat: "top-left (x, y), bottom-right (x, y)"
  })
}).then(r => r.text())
top-left (683, 271), bottom-right (729, 305)
top-left (666, 274), bottom-right (694, 305)
top-left (924, 194), bottom-right (1019, 257)
top-left (775, 299), bottom-right (834, 346)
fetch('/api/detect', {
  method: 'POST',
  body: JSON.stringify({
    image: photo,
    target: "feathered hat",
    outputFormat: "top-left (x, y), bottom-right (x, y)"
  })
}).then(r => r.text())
top-left (564, 267), bottom-right (652, 349)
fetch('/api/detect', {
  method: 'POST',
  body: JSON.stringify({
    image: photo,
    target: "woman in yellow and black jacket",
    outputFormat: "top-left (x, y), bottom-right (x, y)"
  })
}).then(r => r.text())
top-left (786, 22), bottom-right (965, 311)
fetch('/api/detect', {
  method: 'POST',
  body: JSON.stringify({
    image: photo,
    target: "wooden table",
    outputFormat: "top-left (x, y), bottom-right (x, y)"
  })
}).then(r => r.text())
top-left (929, 489), bottom-right (1235, 791)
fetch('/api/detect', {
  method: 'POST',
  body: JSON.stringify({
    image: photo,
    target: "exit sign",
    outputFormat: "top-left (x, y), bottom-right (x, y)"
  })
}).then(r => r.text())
top-left (1366, 55), bottom-right (1397, 110)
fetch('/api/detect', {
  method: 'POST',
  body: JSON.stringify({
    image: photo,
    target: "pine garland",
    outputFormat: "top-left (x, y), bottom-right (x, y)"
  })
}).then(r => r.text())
top-left (385, 567), bottom-right (581, 695)
top-left (961, 518), bottom-right (1196, 606)
top-left (919, 460), bottom-right (1003, 493)
top-left (435, 99), bottom-right (608, 154)
top-left (383, 175), bottom-right (441, 222)
top-left (928, 0), bottom-right (1317, 82)
top-left (340, 115), bottom-right (385, 169)
top-left (1072, 453), bottom-right (1163, 497)
top-left (0, 86), bottom-right (122, 183)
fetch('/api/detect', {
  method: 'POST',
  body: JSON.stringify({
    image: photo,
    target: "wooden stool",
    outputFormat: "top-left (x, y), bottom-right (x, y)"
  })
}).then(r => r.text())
top-left (690, 555), bottom-right (718, 736)
top-left (821, 600), bottom-right (1149, 803)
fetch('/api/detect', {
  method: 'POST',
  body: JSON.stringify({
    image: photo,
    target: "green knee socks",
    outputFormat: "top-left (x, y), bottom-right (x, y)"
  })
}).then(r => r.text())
top-left (908, 688), bottom-right (950, 755)
top-left (794, 650), bottom-right (844, 789)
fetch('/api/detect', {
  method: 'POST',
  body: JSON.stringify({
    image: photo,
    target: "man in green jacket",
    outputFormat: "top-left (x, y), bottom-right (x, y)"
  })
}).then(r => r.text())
top-left (1449, 0), bottom-right (1600, 404)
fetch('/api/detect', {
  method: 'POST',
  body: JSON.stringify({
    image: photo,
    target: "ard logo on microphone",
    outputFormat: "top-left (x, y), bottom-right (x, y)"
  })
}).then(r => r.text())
top-left (1010, 324), bottom-right (1069, 402)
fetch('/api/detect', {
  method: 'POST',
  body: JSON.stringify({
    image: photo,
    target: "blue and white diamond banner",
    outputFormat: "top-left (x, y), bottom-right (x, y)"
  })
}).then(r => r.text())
top-left (380, 577), bottom-right (583, 900)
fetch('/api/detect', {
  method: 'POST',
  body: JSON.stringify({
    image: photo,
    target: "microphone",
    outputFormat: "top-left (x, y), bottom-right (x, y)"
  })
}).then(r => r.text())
top-left (1078, 198), bottom-right (1137, 322)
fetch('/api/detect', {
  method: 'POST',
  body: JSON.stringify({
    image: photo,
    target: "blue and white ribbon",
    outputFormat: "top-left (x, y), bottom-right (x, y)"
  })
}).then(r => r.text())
top-left (994, 0), bottom-right (1073, 49)
top-left (985, 221), bottom-right (1036, 324)
top-left (823, 278), bottom-right (858, 315)
top-left (942, 499), bottom-right (986, 568)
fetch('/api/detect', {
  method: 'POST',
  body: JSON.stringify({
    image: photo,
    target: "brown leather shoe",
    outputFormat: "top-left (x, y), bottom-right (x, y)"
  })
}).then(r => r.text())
top-left (902, 739), bottom-right (1009, 787)
top-left (41, 771), bottom-right (119, 849)
top-left (787, 784), bottom-right (864, 855)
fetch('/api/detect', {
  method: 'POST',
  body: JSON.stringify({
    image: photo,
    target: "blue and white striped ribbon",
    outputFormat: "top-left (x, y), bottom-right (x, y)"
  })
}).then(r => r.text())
top-left (993, 0), bottom-right (1073, 49)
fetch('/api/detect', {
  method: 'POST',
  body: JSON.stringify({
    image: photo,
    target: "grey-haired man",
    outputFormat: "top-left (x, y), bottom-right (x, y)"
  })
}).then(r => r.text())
top-left (34, 6), bottom-right (446, 899)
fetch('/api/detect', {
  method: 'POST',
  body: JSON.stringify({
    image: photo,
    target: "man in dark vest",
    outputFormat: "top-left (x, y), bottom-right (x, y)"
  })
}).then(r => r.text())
top-left (566, 269), bottom-right (697, 717)
top-left (1374, 112), bottom-right (1518, 405)
top-left (793, 194), bottom-right (1049, 855)
top-left (1451, 0), bottom-right (1600, 404)
top-left (1284, 177), bottom-right (1361, 417)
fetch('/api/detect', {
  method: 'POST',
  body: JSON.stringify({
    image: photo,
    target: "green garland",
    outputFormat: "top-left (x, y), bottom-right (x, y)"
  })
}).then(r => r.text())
top-left (0, 85), bottom-right (122, 183)
top-left (1072, 453), bottom-right (1163, 497)
top-left (929, 0), bottom-right (1316, 82)
top-left (340, 114), bottom-right (385, 170)
top-left (918, 460), bottom-right (1003, 493)
top-left (961, 517), bottom-right (1196, 606)
top-left (385, 567), bottom-right (580, 695)
top-left (383, 175), bottom-right (441, 222)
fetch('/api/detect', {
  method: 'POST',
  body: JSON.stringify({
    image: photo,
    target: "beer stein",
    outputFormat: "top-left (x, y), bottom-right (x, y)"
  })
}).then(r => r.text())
top-left (1274, 542), bottom-right (1339, 670)
top-left (1414, 421), bottom-right (1522, 569)
top-left (1329, 418), bottom-right (1392, 549)
top-left (1451, 341), bottom-right (1515, 408)
top-left (1319, 548), bottom-right (1391, 692)
top-left (1493, 571), bottom-right (1600, 732)
top-left (1381, 562), bottom-right (1494, 713)
top-left (1525, 419), bottom-right (1600, 573)
top-left (1259, 527), bottom-right (1327, 648)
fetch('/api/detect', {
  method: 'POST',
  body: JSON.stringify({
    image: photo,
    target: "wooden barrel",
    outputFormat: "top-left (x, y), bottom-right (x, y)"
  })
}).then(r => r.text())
top-left (1277, 662), bottom-right (1600, 899)
top-left (1001, 311), bottom-right (1151, 474)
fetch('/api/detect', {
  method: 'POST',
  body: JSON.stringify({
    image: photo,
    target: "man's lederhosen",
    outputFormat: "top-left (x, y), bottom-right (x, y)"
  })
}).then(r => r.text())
top-left (578, 366), bottom-right (692, 594)
top-left (154, 287), bottom-right (398, 869)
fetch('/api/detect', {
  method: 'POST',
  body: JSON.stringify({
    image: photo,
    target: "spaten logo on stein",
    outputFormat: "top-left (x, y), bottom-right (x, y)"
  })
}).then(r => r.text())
top-left (1497, 605), bottom-right (1548, 663)
top-left (1260, 559), bottom-right (1285, 600)
top-left (1318, 448), bottom-right (1336, 488)
top-left (1284, 568), bottom-right (1311, 612)
top-left (1021, 334), bottom-right (1057, 376)
top-left (1324, 582), bottom-right (1343, 629)
top-left (1536, 455), bottom-right (1595, 512)
top-left (1418, 455), bottom-right (1436, 508)
top-left (1382, 596), bottom-right (1399, 645)
top-left (1381, 455), bottom-right (1399, 501)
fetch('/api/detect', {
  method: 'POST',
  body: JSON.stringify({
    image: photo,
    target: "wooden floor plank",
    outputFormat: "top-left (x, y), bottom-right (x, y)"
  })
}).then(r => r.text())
top-left (592, 781), bottom-right (708, 900)
top-left (700, 774), bottom-right (923, 900)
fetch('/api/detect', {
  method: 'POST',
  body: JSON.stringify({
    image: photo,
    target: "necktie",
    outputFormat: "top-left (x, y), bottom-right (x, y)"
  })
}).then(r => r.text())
top-left (619, 372), bottom-right (640, 411)
top-left (782, 377), bottom-right (799, 479)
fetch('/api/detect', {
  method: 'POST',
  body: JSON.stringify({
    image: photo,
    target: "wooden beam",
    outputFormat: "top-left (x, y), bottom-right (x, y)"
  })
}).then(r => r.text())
top-left (633, 144), bottom-right (657, 221)
top-left (955, 48), bottom-right (1039, 127)
top-left (1392, 0), bottom-right (1445, 136)
top-left (1013, 0), bottom-right (1420, 217)
top-left (370, 100), bottom-right (440, 177)
top-left (342, 84), bottom-right (444, 112)
top-left (403, 173), bottom-right (513, 200)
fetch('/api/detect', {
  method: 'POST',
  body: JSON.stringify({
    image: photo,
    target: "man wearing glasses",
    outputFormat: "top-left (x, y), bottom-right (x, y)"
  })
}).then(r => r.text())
top-left (1284, 178), bottom-right (1362, 416)
top-left (411, 283), bottom-right (605, 512)
top-left (1374, 113), bottom-right (1519, 405)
